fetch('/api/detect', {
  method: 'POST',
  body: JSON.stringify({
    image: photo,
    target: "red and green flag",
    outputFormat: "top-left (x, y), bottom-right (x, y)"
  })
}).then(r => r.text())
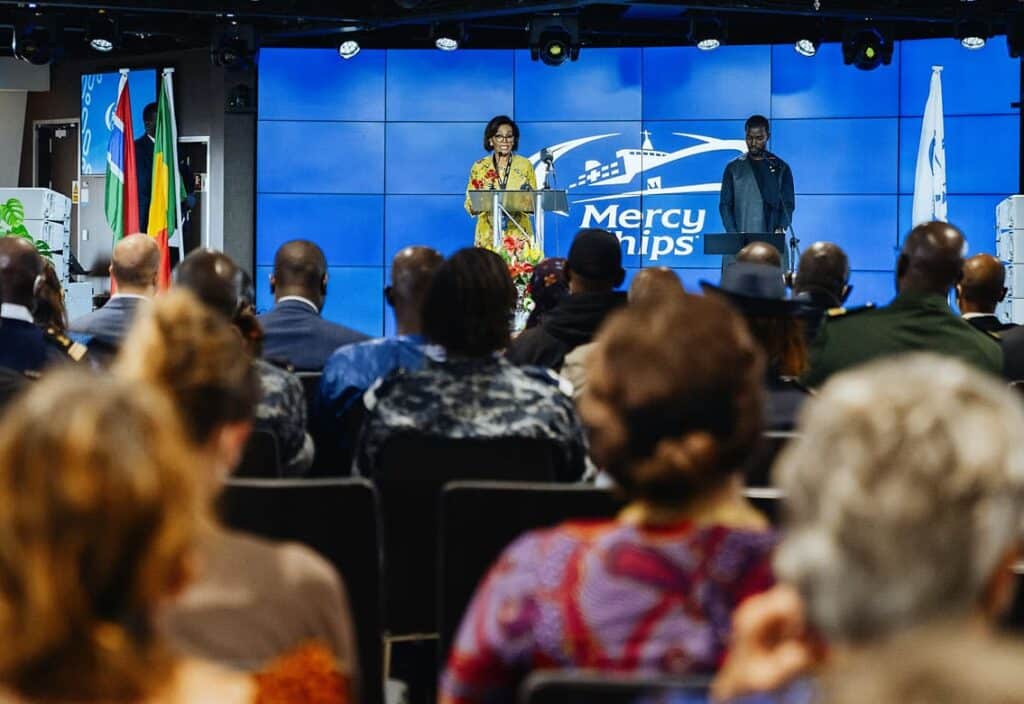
top-left (104, 69), bottom-right (140, 241)
top-left (146, 69), bottom-right (183, 290)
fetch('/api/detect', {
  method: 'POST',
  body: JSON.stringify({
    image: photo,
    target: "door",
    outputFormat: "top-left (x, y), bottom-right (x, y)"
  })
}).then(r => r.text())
top-left (34, 121), bottom-right (79, 261)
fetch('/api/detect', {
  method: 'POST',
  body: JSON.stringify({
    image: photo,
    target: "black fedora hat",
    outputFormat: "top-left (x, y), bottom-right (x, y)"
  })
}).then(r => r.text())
top-left (700, 262), bottom-right (801, 316)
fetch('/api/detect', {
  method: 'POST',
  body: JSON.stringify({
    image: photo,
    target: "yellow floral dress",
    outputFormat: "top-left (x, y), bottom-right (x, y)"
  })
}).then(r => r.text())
top-left (465, 153), bottom-right (537, 250)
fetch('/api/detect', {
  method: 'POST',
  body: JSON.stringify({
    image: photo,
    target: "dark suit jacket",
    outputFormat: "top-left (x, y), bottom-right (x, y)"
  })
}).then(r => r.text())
top-left (0, 319), bottom-right (53, 374)
top-left (135, 135), bottom-right (155, 232)
top-left (69, 296), bottom-right (145, 345)
top-left (999, 324), bottom-right (1024, 381)
top-left (258, 299), bottom-right (369, 371)
top-left (965, 314), bottom-right (1018, 334)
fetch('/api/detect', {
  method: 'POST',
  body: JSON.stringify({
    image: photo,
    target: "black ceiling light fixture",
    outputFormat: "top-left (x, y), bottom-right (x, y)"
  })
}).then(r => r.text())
top-left (86, 11), bottom-right (118, 53)
top-left (529, 14), bottom-right (579, 66)
top-left (211, 23), bottom-right (256, 68)
top-left (842, 25), bottom-right (893, 70)
top-left (689, 15), bottom-right (724, 51)
top-left (12, 16), bottom-right (55, 65)
top-left (433, 21), bottom-right (464, 51)
top-left (956, 17), bottom-right (989, 50)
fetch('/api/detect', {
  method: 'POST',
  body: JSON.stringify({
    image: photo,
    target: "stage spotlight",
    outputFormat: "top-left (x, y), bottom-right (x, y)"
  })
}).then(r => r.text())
top-left (957, 18), bottom-right (989, 49)
top-left (434, 22), bottom-right (463, 51)
top-left (529, 15), bottom-right (580, 66)
top-left (338, 39), bottom-right (360, 59)
top-left (86, 13), bottom-right (118, 53)
top-left (12, 18), bottom-right (54, 65)
top-left (842, 26), bottom-right (893, 70)
top-left (211, 24), bottom-right (255, 69)
top-left (794, 38), bottom-right (820, 57)
top-left (690, 17), bottom-right (723, 51)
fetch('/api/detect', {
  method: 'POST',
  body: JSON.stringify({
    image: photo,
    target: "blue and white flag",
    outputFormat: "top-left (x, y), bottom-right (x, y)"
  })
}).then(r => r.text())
top-left (912, 66), bottom-right (947, 226)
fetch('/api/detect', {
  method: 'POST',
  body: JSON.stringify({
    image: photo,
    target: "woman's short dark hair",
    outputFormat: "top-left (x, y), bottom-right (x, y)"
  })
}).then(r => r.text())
top-left (483, 115), bottom-right (519, 152)
top-left (423, 248), bottom-right (515, 357)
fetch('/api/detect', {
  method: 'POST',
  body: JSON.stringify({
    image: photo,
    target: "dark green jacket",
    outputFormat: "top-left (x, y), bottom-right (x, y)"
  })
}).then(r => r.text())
top-left (803, 291), bottom-right (1003, 388)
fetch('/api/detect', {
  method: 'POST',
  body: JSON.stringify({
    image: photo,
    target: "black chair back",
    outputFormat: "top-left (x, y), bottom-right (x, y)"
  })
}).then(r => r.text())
top-left (234, 429), bottom-right (281, 478)
top-left (519, 670), bottom-right (710, 704)
top-left (439, 481), bottom-right (626, 657)
top-left (744, 431), bottom-right (800, 487)
top-left (216, 478), bottom-right (384, 704)
top-left (375, 435), bottom-right (562, 635)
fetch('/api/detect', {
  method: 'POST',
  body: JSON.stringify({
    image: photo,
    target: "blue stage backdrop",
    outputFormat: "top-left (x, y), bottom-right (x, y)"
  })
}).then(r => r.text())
top-left (256, 41), bottom-right (1019, 336)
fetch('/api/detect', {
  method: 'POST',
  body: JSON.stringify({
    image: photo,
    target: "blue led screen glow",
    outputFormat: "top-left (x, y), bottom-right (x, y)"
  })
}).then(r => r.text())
top-left (81, 69), bottom-right (157, 175)
top-left (257, 43), bottom-right (1020, 336)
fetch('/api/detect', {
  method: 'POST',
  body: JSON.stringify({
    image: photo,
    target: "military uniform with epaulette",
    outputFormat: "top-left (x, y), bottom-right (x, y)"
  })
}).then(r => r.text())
top-left (42, 326), bottom-right (90, 365)
top-left (802, 291), bottom-right (1003, 388)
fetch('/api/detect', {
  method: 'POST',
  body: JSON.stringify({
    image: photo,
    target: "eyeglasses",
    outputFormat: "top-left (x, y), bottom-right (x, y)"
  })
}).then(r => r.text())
top-left (493, 134), bottom-right (515, 142)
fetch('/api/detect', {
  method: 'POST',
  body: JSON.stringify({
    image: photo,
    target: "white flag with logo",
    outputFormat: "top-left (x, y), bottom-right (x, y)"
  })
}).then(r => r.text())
top-left (912, 66), bottom-right (947, 226)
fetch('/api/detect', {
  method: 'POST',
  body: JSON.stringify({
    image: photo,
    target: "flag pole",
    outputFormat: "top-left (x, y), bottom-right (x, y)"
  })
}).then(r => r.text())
top-left (162, 68), bottom-right (186, 264)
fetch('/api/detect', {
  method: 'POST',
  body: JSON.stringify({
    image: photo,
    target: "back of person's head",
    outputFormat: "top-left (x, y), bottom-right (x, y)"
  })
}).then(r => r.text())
top-left (774, 353), bottom-right (1024, 643)
top-left (0, 236), bottom-right (43, 308)
top-left (566, 228), bottom-right (625, 294)
top-left (794, 241), bottom-right (850, 305)
top-left (581, 294), bottom-right (764, 506)
top-left (736, 242), bottom-right (782, 268)
top-left (388, 246), bottom-right (443, 334)
top-left (271, 240), bottom-right (328, 304)
top-left (33, 259), bottom-right (67, 333)
top-left (422, 247), bottom-right (515, 357)
top-left (0, 370), bottom-right (203, 702)
top-left (897, 221), bottom-right (965, 295)
top-left (111, 234), bottom-right (160, 294)
top-left (172, 248), bottom-right (243, 320)
top-left (628, 267), bottom-right (684, 306)
top-left (957, 253), bottom-right (1006, 314)
top-left (114, 289), bottom-right (260, 450)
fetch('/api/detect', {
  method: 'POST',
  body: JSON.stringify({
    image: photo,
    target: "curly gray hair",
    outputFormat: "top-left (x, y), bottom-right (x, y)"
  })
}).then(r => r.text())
top-left (774, 353), bottom-right (1024, 642)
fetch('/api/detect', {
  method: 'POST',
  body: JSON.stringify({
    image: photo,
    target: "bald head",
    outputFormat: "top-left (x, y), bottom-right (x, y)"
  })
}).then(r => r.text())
top-left (737, 241), bottom-right (782, 268)
top-left (898, 222), bottom-right (965, 296)
top-left (110, 234), bottom-right (160, 294)
top-left (272, 240), bottom-right (327, 308)
top-left (628, 267), bottom-right (685, 306)
top-left (389, 246), bottom-right (443, 335)
top-left (173, 248), bottom-right (242, 319)
top-left (957, 253), bottom-right (1006, 314)
top-left (794, 241), bottom-right (850, 304)
top-left (0, 237), bottom-right (42, 308)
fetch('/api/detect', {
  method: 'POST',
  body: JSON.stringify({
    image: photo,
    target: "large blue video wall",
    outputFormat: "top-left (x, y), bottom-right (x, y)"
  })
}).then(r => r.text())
top-left (256, 41), bottom-right (1019, 336)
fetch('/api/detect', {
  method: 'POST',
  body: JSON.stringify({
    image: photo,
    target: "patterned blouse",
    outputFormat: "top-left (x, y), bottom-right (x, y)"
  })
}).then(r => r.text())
top-left (440, 518), bottom-right (776, 704)
top-left (465, 153), bottom-right (538, 250)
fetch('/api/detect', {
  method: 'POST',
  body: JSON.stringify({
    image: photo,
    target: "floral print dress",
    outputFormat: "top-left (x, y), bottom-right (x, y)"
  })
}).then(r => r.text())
top-left (465, 153), bottom-right (538, 250)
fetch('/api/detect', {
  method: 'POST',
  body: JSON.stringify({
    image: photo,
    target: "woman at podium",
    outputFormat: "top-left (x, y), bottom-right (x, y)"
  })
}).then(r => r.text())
top-left (465, 115), bottom-right (537, 251)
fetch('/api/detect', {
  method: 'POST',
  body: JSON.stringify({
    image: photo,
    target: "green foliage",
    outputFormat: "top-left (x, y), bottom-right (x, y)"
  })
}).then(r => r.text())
top-left (0, 198), bottom-right (53, 260)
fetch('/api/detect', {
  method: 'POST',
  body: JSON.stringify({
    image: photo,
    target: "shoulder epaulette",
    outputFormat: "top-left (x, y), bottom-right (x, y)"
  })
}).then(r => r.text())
top-left (44, 327), bottom-right (89, 362)
top-left (826, 302), bottom-right (876, 319)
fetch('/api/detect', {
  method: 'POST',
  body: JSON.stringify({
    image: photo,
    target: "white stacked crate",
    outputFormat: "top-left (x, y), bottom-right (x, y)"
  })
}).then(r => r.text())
top-left (996, 196), bottom-right (1024, 324)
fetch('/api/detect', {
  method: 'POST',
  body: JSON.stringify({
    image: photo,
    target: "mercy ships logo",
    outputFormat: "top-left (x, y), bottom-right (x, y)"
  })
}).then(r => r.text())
top-left (527, 130), bottom-right (745, 261)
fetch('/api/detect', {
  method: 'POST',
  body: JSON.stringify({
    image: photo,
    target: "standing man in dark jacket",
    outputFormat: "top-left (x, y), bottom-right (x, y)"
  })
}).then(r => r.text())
top-left (506, 228), bottom-right (626, 372)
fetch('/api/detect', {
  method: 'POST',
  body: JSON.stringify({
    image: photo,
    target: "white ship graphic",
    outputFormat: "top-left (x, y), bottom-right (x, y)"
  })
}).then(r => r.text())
top-left (528, 130), bottom-right (746, 205)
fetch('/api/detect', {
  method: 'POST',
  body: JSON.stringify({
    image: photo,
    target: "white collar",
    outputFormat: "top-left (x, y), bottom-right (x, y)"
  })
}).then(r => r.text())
top-left (278, 296), bottom-right (319, 313)
top-left (111, 293), bottom-right (149, 301)
top-left (0, 303), bottom-right (34, 324)
top-left (962, 312), bottom-right (996, 320)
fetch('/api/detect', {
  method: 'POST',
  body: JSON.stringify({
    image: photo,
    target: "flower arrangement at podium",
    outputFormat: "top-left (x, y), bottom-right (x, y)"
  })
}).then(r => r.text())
top-left (499, 233), bottom-right (542, 329)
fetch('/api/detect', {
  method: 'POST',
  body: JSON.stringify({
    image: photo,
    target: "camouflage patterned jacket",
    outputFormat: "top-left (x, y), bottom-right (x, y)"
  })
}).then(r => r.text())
top-left (253, 359), bottom-right (314, 476)
top-left (354, 356), bottom-right (586, 479)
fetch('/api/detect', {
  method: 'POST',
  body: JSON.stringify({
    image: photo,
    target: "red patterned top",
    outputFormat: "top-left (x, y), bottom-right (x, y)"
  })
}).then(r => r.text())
top-left (440, 518), bottom-right (776, 704)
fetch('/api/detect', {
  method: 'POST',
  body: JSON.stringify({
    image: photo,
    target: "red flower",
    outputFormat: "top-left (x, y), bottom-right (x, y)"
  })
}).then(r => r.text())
top-left (503, 236), bottom-right (518, 253)
top-left (485, 169), bottom-right (499, 180)
top-left (521, 263), bottom-right (534, 275)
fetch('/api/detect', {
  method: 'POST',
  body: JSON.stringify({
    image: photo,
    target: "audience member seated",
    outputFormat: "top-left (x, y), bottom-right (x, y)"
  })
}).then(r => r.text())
top-left (523, 257), bottom-right (568, 329)
top-left (506, 228), bottom-right (626, 372)
top-left (712, 354), bottom-right (1024, 701)
top-left (802, 222), bottom-right (1001, 387)
top-left (0, 370), bottom-right (349, 704)
top-left (792, 241), bottom-right (851, 344)
top-left (317, 246), bottom-right (443, 466)
top-left (259, 240), bottom-right (368, 371)
top-left (355, 247), bottom-right (586, 479)
top-left (0, 236), bottom-right (86, 372)
top-left (32, 259), bottom-right (68, 334)
top-left (956, 253), bottom-right (1014, 334)
top-left (562, 266), bottom-right (684, 401)
top-left (736, 241), bottom-right (783, 268)
top-left (441, 294), bottom-right (776, 704)
top-left (174, 249), bottom-right (314, 475)
top-left (113, 291), bottom-right (358, 690)
top-left (69, 233), bottom-right (159, 362)
top-left (703, 262), bottom-right (809, 431)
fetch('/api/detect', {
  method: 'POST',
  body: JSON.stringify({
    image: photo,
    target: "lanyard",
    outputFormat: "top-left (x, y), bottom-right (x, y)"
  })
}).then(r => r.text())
top-left (492, 153), bottom-right (513, 190)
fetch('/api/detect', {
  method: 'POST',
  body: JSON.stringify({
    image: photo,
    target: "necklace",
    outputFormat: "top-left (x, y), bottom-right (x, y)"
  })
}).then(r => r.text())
top-left (492, 153), bottom-right (513, 190)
